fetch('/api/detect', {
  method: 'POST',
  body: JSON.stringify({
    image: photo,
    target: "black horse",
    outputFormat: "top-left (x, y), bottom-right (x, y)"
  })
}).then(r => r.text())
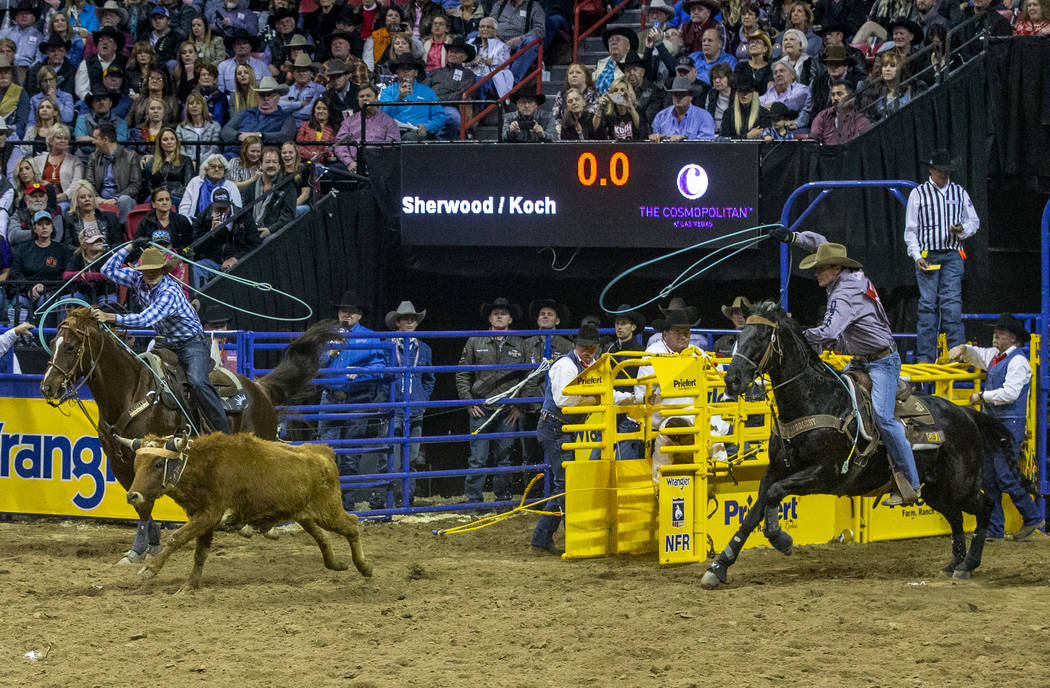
top-left (702, 300), bottom-right (1004, 587)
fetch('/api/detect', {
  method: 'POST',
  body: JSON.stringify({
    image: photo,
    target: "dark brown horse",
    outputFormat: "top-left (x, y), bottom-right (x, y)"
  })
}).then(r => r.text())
top-left (39, 307), bottom-right (340, 563)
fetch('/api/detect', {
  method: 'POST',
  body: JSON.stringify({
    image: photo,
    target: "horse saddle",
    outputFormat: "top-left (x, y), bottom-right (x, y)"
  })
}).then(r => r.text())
top-left (142, 349), bottom-right (249, 414)
top-left (845, 373), bottom-right (944, 450)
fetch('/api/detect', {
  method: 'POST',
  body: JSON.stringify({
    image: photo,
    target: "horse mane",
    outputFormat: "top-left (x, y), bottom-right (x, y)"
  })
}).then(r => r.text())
top-left (749, 299), bottom-right (824, 368)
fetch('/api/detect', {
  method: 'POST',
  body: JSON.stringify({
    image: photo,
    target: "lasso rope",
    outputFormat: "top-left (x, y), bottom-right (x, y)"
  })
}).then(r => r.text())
top-left (599, 224), bottom-right (785, 316)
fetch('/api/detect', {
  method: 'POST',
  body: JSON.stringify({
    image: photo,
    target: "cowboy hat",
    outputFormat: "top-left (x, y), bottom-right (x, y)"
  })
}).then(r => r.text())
top-left (652, 310), bottom-right (697, 332)
top-left (480, 297), bottom-right (521, 322)
top-left (285, 34), bottom-right (315, 53)
top-left (328, 31), bottom-right (359, 48)
top-left (988, 313), bottom-right (1030, 343)
top-left (746, 30), bottom-right (773, 58)
top-left (509, 90), bottom-right (545, 105)
top-left (765, 101), bottom-right (799, 122)
top-left (224, 28), bottom-right (262, 51)
top-left (326, 59), bottom-right (350, 76)
top-left (683, 0), bottom-right (720, 14)
top-left (721, 296), bottom-right (752, 320)
top-left (85, 90), bottom-right (119, 108)
top-left (888, 16), bottom-right (923, 45)
top-left (821, 44), bottom-right (852, 65)
top-left (732, 63), bottom-right (757, 92)
top-left (575, 324), bottom-right (601, 348)
top-left (385, 300), bottom-right (427, 329)
top-left (612, 304), bottom-right (645, 331)
top-left (201, 304), bottom-right (235, 329)
top-left (798, 242), bottom-right (863, 270)
top-left (291, 53), bottom-right (321, 72)
top-left (333, 289), bottom-right (366, 310)
top-left (0, 55), bottom-right (13, 71)
top-left (446, 36), bottom-right (477, 62)
top-left (667, 75), bottom-right (694, 94)
top-left (618, 51), bottom-right (646, 72)
top-left (134, 247), bottom-right (175, 272)
top-left (658, 297), bottom-right (701, 326)
top-left (647, 0), bottom-right (676, 19)
top-left (11, 0), bottom-right (42, 19)
top-left (92, 26), bottom-right (126, 52)
top-left (528, 299), bottom-right (570, 327)
top-left (388, 55), bottom-right (425, 73)
top-left (925, 149), bottom-right (956, 172)
top-left (818, 20), bottom-right (850, 37)
top-left (253, 76), bottom-right (290, 95)
top-left (268, 8), bottom-right (298, 28)
top-left (96, 0), bottom-right (128, 24)
top-left (39, 34), bottom-right (71, 54)
top-left (602, 26), bottom-right (639, 53)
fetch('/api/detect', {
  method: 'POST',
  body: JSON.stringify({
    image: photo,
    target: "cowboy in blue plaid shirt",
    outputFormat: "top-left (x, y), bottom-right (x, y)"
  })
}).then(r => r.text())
top-left (95, 240), bottom-right (231, 434)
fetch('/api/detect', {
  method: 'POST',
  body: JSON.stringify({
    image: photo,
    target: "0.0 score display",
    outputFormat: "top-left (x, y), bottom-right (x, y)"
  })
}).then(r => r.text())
top-left (577, 151), bottom-right (630, 187)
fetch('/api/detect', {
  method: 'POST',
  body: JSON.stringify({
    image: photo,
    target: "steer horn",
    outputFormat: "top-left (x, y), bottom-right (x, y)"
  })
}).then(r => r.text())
top-left (113, 435), bottom-right (142, 451)
top-left (165, 435), bottom-right (189, 452)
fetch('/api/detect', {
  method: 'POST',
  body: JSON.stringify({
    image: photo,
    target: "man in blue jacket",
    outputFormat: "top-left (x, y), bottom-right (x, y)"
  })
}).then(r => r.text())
top-left (379, 56), bottom-right (445, 141)
top-left (385, 300), bottom-right (435, 506)
top-left (319, 290), bottom-right (389, 510)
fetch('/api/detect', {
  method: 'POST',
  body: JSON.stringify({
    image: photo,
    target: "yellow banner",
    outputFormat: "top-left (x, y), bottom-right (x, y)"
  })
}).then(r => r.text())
top-left (648, 355), bottom-right (703, 398)
top-left (0, 397), bottom-right (186, 521)
top-left (563, 356), bottom-right (612, 395)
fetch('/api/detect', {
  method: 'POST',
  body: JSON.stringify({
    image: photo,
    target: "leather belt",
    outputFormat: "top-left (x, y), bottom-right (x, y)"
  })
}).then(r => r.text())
top-left (857, 345), bottom-right (895, 364)
top-left (539, 410), bottom-right (559, 422)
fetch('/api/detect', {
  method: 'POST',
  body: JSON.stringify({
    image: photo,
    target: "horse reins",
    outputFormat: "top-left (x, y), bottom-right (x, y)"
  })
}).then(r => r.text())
top-left (44, 321), bottom-right (105, 408)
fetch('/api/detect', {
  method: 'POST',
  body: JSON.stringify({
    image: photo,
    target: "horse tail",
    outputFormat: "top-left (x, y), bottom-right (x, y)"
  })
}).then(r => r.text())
top-left (963, 407), bottom-right (1038, 497)
top-left (256, 320), bottom-right (344, 405)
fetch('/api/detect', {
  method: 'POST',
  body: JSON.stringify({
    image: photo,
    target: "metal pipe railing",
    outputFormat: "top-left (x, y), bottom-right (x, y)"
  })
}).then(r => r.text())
top-left (460, 37), bottom-right (544, 139)
top-left (573, 0), bottom-right (635, 64)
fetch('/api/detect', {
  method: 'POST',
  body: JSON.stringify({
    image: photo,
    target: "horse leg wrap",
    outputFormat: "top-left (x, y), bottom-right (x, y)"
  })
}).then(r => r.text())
top-left (148, 519), bottom-right (161, 547)
top-left (763, 506), bottom-right (793, 554)
top-left (130, 520), bottom-right (150, 555)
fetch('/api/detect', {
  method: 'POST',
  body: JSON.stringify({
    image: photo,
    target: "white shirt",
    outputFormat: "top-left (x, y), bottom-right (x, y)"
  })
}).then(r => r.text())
top-left (904, 176), bottom-right (980, 261)
top-left (957, 344), bottom-right (1031, 405)
top-left (636, 340), bottom-right (698, 426)
top-left (548, 353), bottom-right (634, 408)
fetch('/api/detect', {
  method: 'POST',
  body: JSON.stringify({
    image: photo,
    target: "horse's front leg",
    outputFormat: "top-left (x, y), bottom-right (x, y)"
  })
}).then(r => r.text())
top-left (702, 468), bottom-right (785, 588)
top-left (758, 464), bottom-right (827, 555)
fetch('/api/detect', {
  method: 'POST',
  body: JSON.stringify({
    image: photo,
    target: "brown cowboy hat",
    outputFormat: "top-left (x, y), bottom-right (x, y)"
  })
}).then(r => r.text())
top-left (721, 296), bottom-right (752, 320)
top-left (134, 247), bottom-right (175, 272)
top-left (799, 243), bottom-right (862, 270)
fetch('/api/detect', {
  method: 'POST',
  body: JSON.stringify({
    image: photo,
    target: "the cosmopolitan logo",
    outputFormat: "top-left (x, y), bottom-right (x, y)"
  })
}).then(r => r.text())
top-left (402, 196), bottom-right (557, 216)
top-left (677, 164), bottom-right (709, 200)
top-left (672, 378), bottom-right (696, 389)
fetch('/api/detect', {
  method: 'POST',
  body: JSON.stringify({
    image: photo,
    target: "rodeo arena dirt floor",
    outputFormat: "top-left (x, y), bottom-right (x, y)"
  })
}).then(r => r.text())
top-left (3, 513), bottom-right (1050, 688)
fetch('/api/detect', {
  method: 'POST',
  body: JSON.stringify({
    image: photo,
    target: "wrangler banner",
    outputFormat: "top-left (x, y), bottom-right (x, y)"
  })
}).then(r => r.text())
top-left (0, 397), bottom-right (186, 521)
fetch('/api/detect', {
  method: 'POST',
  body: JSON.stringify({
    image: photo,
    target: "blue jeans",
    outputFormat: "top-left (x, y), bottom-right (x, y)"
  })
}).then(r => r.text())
top-left (915, 249), bottom-right (964, 363)
top-left (531, 415), bottom-right (570, 548)
top-left (983, 416), bottom-right (1042, 536)
top-left (320, 385), bottom-right (389, 508)
top-left (465, 408), bottom-right (518, 502)
top-left (193, 258), bottom-right (222, 289)
top-left (850, 351), bottom-right (919, 489)
top-left (393, 415), bottom-right (422, 503)
top-left (439, 105), bottom-right (462, 140)
top-left (588, 415), bottom-right (643, 460)
top-left (169, 333), bottom-right (230, 433)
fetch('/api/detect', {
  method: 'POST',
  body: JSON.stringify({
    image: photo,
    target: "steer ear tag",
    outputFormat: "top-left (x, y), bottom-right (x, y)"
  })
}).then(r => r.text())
top-left (164, 457), bottom-right (186, 488)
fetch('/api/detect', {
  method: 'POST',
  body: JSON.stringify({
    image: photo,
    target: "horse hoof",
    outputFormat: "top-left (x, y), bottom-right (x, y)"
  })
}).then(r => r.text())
top-left (262, 527), bottom-right (280, 540)
top-left (115, 550), bottom-right (142, 566)
top-left (952, 569), bottom-right (973, 580)
top-left (237, 525), bottom-right (254, 539)
top-left (358, 563), bottom-right (374, 578)
top-left (700, 570), bottom-right (723, 589)
top-left (941, 566), bottom-right (955, 577)
top-left (137, 565), bottom-right (156, 580)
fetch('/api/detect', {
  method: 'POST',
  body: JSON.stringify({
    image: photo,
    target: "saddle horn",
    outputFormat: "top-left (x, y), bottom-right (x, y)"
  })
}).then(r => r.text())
top-left (113, 435), bottom-right (141, 451)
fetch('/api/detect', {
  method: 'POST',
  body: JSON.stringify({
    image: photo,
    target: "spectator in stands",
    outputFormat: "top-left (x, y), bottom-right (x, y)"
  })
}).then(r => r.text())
top-left (189, 16), bottom-right (227, 66)
top-left (0, 56), bottom-right (28, 137)
top-left (713, 296), bottom-right (751, 357)
top-left (222, 76), bottom-right (297, 153)
top-left (1014, 0), bottom-right (1050, 34)
top-left (125, 40), bottom-right (157, 98)
top-left (179, 154), bottom-right (243, 217)
top-left (492, 0), bottom-right (546, 83)
top-left (304, 0), bottom-right (344, 46)
top-left (760, 60), bottom-right (812, 128)
top-left (31, 66), bottom-right (76, 125)
top-left (325, 29), bottom-right (372, 91)
top-left (0, 2), bottom-right (43, 80)
top-left (335, 84), bottom-right (401, 174)
top-left (761, 101), bottom-right (798, 140)
top-left (422, 14), bottom-right (451, 71)
top-left (63, 180), bottom-right (122, 249)
top-left (704, 62), bottom-right (734, 133)
top-left (719, 65), bottom-right (764, 138)
top-left (778, 28), bottom-right (822, 87)
top-left (915, 0), bottom-right (961, 32)
top-left (551, 63), bottom-right (598, 120)
top-left (242, 147), bottom-right (295, 241)
top-left (23, 98), bottom-right (62, 155)
top-left (817, 21), bottom-right (867, 80)
top-left (456, 297), bottom-right (526, 507)
top-left (229, 63), bottom-right (260, 117)
top-left (13, 161), bottom-right (52, 211)
top-left (195, 63), bottom-right (229, 126)
top-left (190, 186), bottom-right (261, 280)
top-left (904, 149), bottom-right (978, 364)
top-left (592, 79), bottom-right (648, 140)
top-left (690, 27), bottom-right (737, 86)
top-left (227, 136), bottom-right (263, 189)
top-left (64, 227), bottom-right (115, 306)
top-left (265, 9), bottom-right (301, 74)
top-left (135, 184), bottom-right (193, 251)
top-left (322, 60), bottom-right (360, 121)
top-left (681, 0), bottom-right (720, 55)
top-left (385, 300), bottom-right (434, 507)
top-left (503, 91), bottom-right (556, 142)
top-left (594, 27), bottom-right (637, 94)
top-left (814, 0), bottom-right (867, 37)
top-left (651, 75), bottom-right (716, 140)
top-left (449, 0), bottom-right (485, 38)
top-left (11, 210), bottom-right (71, 312)
top-left (357, 0), bottom-right (383, 44)
top-left (218, 29), bottom-right (269, 94)
top-left (74, 92), bottom-right (126, 162)
top-left (465, 17), bottom-right (511, 99)
top-left (783, 2), bottom-right (823, 56)
top-left (86, 121), bottom-right (140, 224)
top-left (364, 6), bottom-right (414, 72)
top-left (31, 126), bottom-right (81, 212)
top-left (177, 90), bottom-right (222, 165)
top-left (29, 34), bottom-right (77, 98)
top-left (147, 6), bottom-right (179, 69)
top-left (275, 35), bottom-right (320, 86)
top-left (641, 18), bottom-right (683, 88)
top-left (662, 55), bottom-right (708, 109)
top-left (557, 87), bottom-right (600, 140)
top-left (854, 0), bottom-right (916, 43)
top-left (0, 120), bottom-right (21, 179)
top-left (736, 30), bottom-right (772, 93)
top-left (858, 51), bottom-right (912, 121)
top-left (923, 24), bottom-right (962, 78)
top-left (810, 45), bottom-right (858, 114)
top-left (279, 55), bottom-right (325, 125)
top-left (374, 32), bottom-right (418, 84)
top-left (422, 36), bottom-right (476, 139)
top-left (127, 68), bottom-right (179, 129)
top-left (173, 42), bottom-right (201, 102)
top-left (379, 56), bottom-right (445, 141)
top-left (140, 127), bottom-right (193, 204)
top-left (10, 182), bottom-right (63, 244)
top-left (880, 16), bottom-right (923, 59)
top-left (621, 52), bottom-right (664, 125)
top-left (297, 98), bottom-right (337, 164)
top-left (728, 3), bottom-right (762, 60)
top-left (46, 12), bottom-right (85, 67)
top-left (128, 96), bottom-right (171, 146)
top-left (215, 0), bottom-right (259, 38)
top-left (75, 26), bottom-right (125, 102)
top-left (279, 141), bottom-right (313, 216)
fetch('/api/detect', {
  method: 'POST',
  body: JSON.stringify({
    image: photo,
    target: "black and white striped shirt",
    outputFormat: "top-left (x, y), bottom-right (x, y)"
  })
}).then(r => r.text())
top-left (904, 177), bottom-right (979, 261)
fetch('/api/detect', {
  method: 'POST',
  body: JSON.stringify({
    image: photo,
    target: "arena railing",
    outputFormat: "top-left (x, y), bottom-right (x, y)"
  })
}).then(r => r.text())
top-left (573, 0), bottom-right (636, 64)
top-left (460, 37), bottom-right (545, 140)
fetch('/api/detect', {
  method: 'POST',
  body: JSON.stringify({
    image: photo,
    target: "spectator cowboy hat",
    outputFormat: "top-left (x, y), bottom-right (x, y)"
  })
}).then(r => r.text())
top-left (925, 149), bottom-right (957, 172)
top-left (647, 0), bottom-right (676, 20)
top-left (333, 290), bottom-right (366, 310)
top-left (32, 209), bottom-right (52, 224)
top-left (765, 101), bottom-right (799, 122)
top-left (134, 247), bottom-right (175, 272)
top-left (817, 20), bottom-right (850, 37)
top-left (658, 297), bottom-right (701, 326)
top-left (97, 0), bottom-right (129, 24)
top-left (667, 76), bottom-right (694, 93)
top-left (385, 301), bottom-right (427, 329)
top-left (291, 54), bottom-right (322, 73)
top-left (285, 34), bottom-right (316, 54)
top-left (798, 243), bottom-right (862, 270)
top-left (92, 26), bottom-right (126, 52)
top-left (619, 51), bottom-right (646, 71)
top-left (746, 30), bottom-right (773, 57)
top-left (0, 56), bottom-right (13, 71)
top-left (480, 297), bottom-right (521, 321)
top-left (0, 120), bottom-right (11, 133)
top-left (446, 36), bottom-right (477, 61)
top-left (821, 44), bottom-right (852, 66)
top-left (201, 304), bottom-right (234, 329)
top-left (389, 55), bottom-right (425, 73)
top-left (613, 304), bottom-right (646, 331)
top-left (575, 324), bottom-right (601, 347)
top-left (326, 59), bottom-right (350, 76)
top-left (268, 8), bottom-right (298, 28)
top-left (888, 16), bottom-right (924, 44)
top-left (224, 28), bottom-right (263, 51)
top-left (721, 296), bottom-right (752, 320)
top-left (85, 90), bottom-right (119, 108)
top-left (683, 0), bottom-right (720, 14)
top-left (253, 76), bottom-right (290, 95)
top-left (732, 64), bottom-right (757, 92)
top-left (602, 26), bottom-right (639, 53)
top-left (652, 309), bottom-right (698, 332)
top-left (988, 313), bottom-right (1030, 344)
top-left (11, 0), bottom-right (42, 19)
top-left (509, 90), bottom-right (545, 104)
top-left (39, 34), bottom-right (72, 54)
top-left (529, 299), bottom-right (570, 326)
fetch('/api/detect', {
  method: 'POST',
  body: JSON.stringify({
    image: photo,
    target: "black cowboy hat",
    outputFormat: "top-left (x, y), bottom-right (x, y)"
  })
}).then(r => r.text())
top-left (602, 26), bottom-right (639, 53)
top-left (333, 289), bottom-right (366, 311)
top-left (925, 148), bottom-right (957, 172)
top-left (268, 8), bottom-right (298, 28)
top-left (200, 304), bottom-right (235, 328)
top-left (224, 28), bottom-right (262, 51)
top-left (11, 0), bottom-right (41, 19)
top-left (818, 20), bottom-right (850, 37)
top-left (732, 63), bottom-right (757, 92)
top-left (92, 26), bottom-right (126, 52)
top-left (528, 299), bottom-right (570, 327)
top-left (612, 304), bottom-right (645, 331)
top-left (765, 101), bottom-right (798, 122)
top-left (85, 90), bottom-right (120, 108)
top-left (888, 16), bottom-right (924, 44)
top-left (328, 31), bottom-right (359, 48)
top-left (658, 297), bottom-right (701, 326)
top-left (337, 6), bottom-right (364, 27)
top-left (480, 297), bottom-right (521, 322)
top-left (618, 51), bottom-right (645, 72)
top-left (683, 0), bottom-right (720, 14)
top-left (446, 36), bottom-right (477, 62)
top-left (652, 310), bottom-right (698, 332)
top-left (509, 90), bottom-right (545, 104)
top-left (39, 34), bottom-right (71, 54)
top-left (575, 324), bottom-right (601, 347)
top-left (388, 54), bottom-right (425, 73)
top-left (988, 313), bottom-right (1030, 343)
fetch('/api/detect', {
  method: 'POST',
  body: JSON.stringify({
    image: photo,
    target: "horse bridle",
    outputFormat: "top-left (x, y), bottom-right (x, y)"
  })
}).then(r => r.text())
top-left (731, 314), bottom-right (783, 378)
top-left (43, 321), bottom-right (105, 406)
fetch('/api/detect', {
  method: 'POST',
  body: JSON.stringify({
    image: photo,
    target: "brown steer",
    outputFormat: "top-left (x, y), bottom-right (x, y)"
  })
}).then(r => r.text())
top-left (119, 432), bottom-right (372, 590)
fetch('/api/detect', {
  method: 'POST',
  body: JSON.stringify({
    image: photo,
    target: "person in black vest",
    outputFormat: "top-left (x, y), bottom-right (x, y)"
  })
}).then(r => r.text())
top-left (949, 315), bottom-right (1044, 541)
top-left (27, 34), bottom-right (77, 96)
top-left (74, 26), bottom-right (126, 102)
